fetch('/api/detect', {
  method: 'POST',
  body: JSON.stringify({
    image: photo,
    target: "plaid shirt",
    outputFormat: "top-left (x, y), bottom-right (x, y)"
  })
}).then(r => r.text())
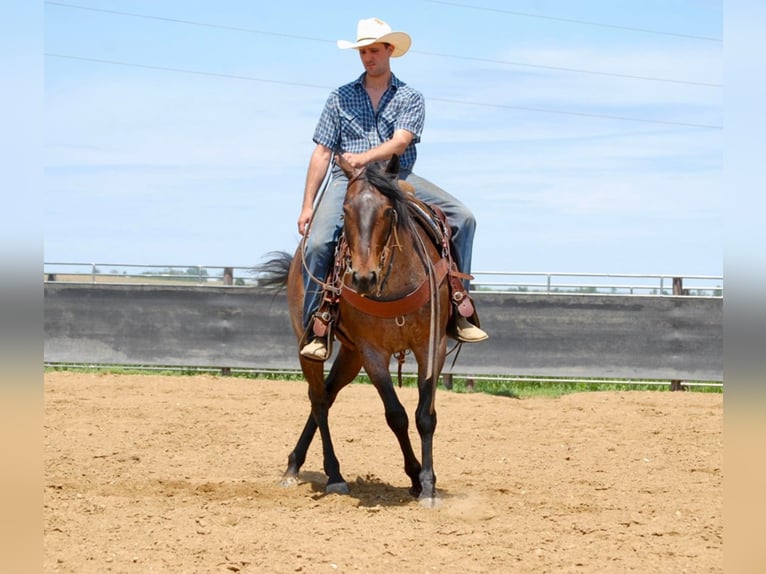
top-left (312, 73), bottom-right (424, 170)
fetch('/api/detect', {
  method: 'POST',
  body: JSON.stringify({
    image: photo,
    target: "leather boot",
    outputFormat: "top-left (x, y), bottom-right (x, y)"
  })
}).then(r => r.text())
top-left (300, 337), bottom-right (328, 361)
top-left (452, 316), bottom-right (488, 343)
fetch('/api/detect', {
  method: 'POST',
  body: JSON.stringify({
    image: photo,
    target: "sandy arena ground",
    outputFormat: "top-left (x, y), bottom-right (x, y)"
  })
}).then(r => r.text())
top-left (44, 372), bottom-right (722, 573)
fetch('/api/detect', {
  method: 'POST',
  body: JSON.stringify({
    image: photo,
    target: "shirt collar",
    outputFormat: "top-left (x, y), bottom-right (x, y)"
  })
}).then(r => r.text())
top-left (354, 72), bottom-right (403, 91)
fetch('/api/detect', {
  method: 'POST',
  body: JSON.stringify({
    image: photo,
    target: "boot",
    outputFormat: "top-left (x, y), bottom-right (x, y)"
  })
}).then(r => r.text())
top-left (452, 316), bottom-right (488, 343)
top-left (300, 337), bottom-right (328, 361)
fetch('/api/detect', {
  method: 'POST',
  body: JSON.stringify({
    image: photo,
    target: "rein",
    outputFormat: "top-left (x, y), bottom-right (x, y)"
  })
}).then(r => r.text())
top-left (298, 158), bottom-right (352, 296)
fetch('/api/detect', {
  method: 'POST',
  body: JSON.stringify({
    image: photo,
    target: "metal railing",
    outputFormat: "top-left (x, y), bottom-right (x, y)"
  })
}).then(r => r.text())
top-left (469, 271), bottom-right (723, 297)
top-left (43, 262), bottom-right (724, 298)
top-left (43, 262), bottom-right (256, 287)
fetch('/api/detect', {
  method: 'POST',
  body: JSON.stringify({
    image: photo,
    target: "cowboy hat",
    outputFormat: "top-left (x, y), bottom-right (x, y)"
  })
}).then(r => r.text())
top-left (336, 18), bottom-right (411, 57)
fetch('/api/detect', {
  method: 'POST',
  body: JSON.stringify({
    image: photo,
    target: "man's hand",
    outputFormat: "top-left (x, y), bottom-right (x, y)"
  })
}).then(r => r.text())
top-left (340, 151), bottom-right (368, 169)
top-left (297, 206), bottom-right (313, 236)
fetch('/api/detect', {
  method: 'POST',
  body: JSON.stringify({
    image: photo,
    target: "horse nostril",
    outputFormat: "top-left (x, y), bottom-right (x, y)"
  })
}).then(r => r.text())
top-left (350, 269), bottom-right (379, 294)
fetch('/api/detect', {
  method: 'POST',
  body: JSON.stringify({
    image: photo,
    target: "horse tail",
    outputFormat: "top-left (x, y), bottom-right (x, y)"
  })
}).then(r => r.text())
top-left (253, 250), bottom-right (293, 292)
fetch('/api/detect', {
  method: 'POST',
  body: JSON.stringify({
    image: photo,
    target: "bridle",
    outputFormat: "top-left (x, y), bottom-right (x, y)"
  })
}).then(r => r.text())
top-left (339, 168), bottom-right (403, 297)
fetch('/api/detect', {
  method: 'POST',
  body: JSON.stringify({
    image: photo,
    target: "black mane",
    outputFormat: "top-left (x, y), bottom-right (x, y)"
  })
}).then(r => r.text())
top-left (363, 162), bottom-right (413, 229)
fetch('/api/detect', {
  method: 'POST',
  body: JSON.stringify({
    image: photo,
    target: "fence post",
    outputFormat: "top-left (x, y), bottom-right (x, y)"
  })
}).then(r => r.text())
top-left (440, 374), bottom-right (473, 391)
top-left (223, 267), bottom-right (234, 286)
top-left (670, 277), bottom-right (686, 391)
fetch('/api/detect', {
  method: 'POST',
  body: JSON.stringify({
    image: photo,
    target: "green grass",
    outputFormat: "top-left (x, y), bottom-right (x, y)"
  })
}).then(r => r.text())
top-left (441, 377), bottom-right (722, 398)
top-left (45, 363), bottom-right (722, 399)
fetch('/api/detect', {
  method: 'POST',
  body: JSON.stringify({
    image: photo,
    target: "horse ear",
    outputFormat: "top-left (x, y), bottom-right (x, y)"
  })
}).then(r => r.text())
top-left (385, 155), bottom-right (400, 176)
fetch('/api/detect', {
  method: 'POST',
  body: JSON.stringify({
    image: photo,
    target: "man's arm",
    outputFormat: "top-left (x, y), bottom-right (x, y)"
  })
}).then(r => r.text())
top-left (341, 128), bottom-right (413, 169)
top-left (297, 144), bottom-right (333, 236)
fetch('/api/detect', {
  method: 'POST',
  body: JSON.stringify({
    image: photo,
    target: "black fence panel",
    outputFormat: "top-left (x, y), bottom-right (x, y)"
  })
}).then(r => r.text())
top-left (44, 284), bottom-right (722, 380)
top-left (460, 292), bottom-right (721, 380)
top-left (44, 284), bottom-right (297, 370)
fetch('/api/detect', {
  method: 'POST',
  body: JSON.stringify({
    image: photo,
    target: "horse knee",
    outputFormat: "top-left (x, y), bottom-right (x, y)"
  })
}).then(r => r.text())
top-left (385, 408), bottom-right (409, 433)
top-left (416, 410), bottom-right (437, 435)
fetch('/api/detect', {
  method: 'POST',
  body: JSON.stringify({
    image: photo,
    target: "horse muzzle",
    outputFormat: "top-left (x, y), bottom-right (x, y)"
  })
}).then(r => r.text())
top-left (349, 267), bottom-right (382, 295)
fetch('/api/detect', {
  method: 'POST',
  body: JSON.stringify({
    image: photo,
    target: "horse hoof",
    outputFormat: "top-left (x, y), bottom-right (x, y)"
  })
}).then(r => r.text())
top-left (280, 475), bottom-right (299, 488)
top-left (325, 481), bottom-right (350, 495)
top-left (418, 495), bottom-right (441, 509)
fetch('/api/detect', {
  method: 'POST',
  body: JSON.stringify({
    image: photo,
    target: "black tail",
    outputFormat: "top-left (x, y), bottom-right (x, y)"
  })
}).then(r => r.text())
top-left (253, 251), bottom-right (293, 292)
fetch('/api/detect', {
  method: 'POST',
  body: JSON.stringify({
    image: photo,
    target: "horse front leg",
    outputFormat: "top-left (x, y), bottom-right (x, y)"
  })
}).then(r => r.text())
top-left (366, 356), bottom-right (423, 497)
top-left (415, 375), bottom-right (438, 505)
top-left (281, 347), bottom-right (362, 492)
top-left (411, 333), bottom-right (448, 505)
top-left (311, 396), bottom-right (349, 494)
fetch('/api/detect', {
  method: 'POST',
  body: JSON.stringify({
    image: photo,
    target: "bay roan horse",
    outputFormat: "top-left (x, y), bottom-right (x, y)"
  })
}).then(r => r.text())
top-left (257, 155), bottom-right (451, 504)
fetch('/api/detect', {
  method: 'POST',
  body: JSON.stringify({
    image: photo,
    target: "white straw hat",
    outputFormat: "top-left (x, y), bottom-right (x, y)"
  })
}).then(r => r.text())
top-left (337, 18), bottom-right (411, 57)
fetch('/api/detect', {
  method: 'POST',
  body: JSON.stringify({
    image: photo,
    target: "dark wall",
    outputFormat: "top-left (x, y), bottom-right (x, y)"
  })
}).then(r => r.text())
top-left (44, 284), bottom-right (722, 380)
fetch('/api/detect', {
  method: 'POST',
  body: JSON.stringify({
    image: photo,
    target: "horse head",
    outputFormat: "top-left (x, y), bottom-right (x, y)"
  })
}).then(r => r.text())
top-left (336, 155), bottom-right (407, 296)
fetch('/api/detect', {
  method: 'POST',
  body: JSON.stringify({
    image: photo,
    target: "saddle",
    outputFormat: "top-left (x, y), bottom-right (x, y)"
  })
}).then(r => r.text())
top-left (399, 182), bottom-right (477, 320)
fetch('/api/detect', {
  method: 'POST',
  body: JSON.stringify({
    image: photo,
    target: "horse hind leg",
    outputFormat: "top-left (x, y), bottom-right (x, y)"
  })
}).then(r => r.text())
top-left (281, 359), bottom-right (324, 488)
top-left (280, 414), bottom-right (316, 487)
top-left (282, 386), bottom-right (348, 494)
top-left (281, 402), bottom-right (348, 492)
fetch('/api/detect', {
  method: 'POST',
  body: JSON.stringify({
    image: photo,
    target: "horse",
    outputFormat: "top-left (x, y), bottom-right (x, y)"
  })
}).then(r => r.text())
top-left (257, 155), bottom-right (452, 504)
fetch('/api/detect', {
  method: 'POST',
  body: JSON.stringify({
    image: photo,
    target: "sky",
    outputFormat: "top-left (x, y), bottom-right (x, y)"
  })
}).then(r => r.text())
top-left (42, 0), bottom-right (723, 278)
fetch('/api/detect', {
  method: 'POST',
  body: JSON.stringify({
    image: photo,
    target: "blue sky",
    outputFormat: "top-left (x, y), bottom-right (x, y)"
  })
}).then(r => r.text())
top-left (43, 0), bottom-right (723, 276)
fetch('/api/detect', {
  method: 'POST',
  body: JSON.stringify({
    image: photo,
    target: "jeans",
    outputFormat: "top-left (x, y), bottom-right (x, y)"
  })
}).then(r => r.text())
top-left (301, 166), bottom-right (477, 329)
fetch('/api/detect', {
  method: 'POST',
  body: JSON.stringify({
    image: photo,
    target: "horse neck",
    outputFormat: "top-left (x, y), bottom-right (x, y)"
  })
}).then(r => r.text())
top-left (380, 220), bottom-right (436, 296)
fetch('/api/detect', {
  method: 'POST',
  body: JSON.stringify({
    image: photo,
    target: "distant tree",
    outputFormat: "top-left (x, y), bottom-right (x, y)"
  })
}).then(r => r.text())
top-left (186, 267), bottom-right (208, 276)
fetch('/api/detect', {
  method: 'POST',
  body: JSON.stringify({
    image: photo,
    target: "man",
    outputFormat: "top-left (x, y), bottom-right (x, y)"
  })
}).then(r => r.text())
top-left (297, 17), bottom-right (488, 361)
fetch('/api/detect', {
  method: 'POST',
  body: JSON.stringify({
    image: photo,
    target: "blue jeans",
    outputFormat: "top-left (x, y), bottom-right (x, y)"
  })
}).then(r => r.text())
top-left (301, 166), bottom-right (477, 329)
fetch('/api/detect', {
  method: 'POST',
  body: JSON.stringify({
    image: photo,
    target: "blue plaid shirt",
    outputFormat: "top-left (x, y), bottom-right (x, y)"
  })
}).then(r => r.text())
top-left (312, 73), bottom-right (425, 171)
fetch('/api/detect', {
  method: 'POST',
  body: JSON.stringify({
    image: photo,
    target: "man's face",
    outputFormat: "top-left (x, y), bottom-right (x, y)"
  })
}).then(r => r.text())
top-left (357, 43), bottom-right (393, 76)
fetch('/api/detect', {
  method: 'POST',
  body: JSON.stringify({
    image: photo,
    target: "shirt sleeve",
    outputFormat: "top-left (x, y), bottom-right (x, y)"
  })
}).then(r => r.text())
top-left (395, 90), bottom-right (425, 144)
top-left (312, 92), bottom-right (341, 150)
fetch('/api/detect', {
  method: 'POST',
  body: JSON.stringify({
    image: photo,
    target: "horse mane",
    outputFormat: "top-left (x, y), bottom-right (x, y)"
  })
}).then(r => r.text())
top-left (363, 162), bottom-right (414, 230)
